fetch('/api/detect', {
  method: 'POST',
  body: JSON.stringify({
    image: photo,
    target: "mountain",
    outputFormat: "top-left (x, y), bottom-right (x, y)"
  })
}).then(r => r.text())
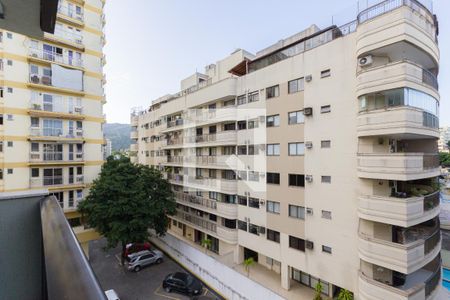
top-left (104, 123), bottom-right (131, 151)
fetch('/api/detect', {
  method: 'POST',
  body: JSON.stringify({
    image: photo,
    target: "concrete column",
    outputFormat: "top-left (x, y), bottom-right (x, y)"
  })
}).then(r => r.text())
top-left (234, 245), bottom-right (244, 265)
top-left (281, 263), bottom-right (291, 290)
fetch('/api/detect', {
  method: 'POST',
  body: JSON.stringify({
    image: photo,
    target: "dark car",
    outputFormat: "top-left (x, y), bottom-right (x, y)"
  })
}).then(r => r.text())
top-left (162, 272), bottom-right (203, 296)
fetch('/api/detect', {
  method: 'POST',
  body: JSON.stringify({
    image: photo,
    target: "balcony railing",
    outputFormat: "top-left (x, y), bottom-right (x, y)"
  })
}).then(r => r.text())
top-left (53, 27), bottom-right (83, 45)
top-left (174, 191), bottom-right (217, 210)
top-left (422, 154), bottom-right (439, 169)
top-left (167, 119), bottom-right (184, 128)
top-left (58, 4), bottom-right (84, 22)
top-left (424, 266), bottom-right (440, 297)
top-left (30, 127), bottom-right (83, 139)
top-left (175, 210), bottom-right (217, 233)
top-left (30, 101), bottom-right (83, 116)
top-left (165, 155), bottom-right (237, 168)
top-left (165, 131), bottom-right (237, 146)
top-left (424, 230), bottom-right (440, 255)
top-left (423, 191), bottom-right (440, 211)
top-left (30, 152), bottom-right (84, 162)
top-left (29, 47), bottom-right (83, 68)
top-left (422, 68), bottom-right (439, 90)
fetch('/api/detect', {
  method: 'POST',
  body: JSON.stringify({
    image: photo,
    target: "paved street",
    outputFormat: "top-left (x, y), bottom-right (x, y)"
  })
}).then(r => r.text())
top-left (89, 238), bottom-right (221, 300)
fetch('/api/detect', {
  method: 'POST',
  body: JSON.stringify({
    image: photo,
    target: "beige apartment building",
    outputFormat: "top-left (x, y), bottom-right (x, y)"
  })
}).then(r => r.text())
top-left (131, 1), bottom-right (441, 299)
top-left (0, 0), bottom-right (106, 252)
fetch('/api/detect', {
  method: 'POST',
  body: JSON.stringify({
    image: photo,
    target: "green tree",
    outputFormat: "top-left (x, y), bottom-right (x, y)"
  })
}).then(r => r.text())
top-left (447, 141), bottom-right (450, 149)
top-left (201, 238), bottom-right (212, 254)
top-left (313, 282), bottom-right (323, 300)
top-left (439, 152), bottom-right (450, 167)
top-left (78, 154), bottom-right (176, 265)
top-left (337, 289), bottom-right (354, 300)
top-left (243, 257), bottom-right (255, 277)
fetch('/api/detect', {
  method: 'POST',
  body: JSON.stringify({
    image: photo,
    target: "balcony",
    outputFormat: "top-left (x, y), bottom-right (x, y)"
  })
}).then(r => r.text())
top-left (45, 27), bottom-right (84, 49)
top-left (29, 100), bottom-right (84, 120)
top-left (174, 191), bottom-right (237, 219)
top-left (29, 152), bottom-right (84, 165)
top-left (356, 0), bottom-right (438, 63)
top-left (163, 155), bottom-right (238, 169)
top-left (29, 127), bottom-right (84, 141)
top-left (359, 254), bottom-right (441, 300)
top-left (359, 190), bottom-right (440, 227)
top-left (356, 60), bottom-right (438, 99)
top-left (30, 175), bottom-right (84, 188)
top-left (28, 47), bottom-right (83, 69)
top-left (168, 174), bottom-right (237, 194)
top-left (129, 143), bottom-right (138, 152)
top-left (164, 131), bottom-right (237, 149)
top-left (357, 106), bottom-right (439, 138)
top-left (29, 74), bottom-right (85, 96)
top-left (57, 4), bottom-right (84, 25)
top-left (0, 191), bottom-right (106, 300)
top-left (359, 227), bottom-right (440, 274)
top-left (175, 210), bottom-right (217, 235)
top-left (357, 153), bottom-right (440, 180)
top-left (130, 131), bottom-right (138, 139)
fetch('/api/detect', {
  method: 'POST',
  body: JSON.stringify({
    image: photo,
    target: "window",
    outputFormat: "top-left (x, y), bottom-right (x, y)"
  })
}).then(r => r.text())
top-left (237, 170), bottom-right (247, 181)
top-left (7, 169), bottom-right (13, 174)
top-left (237, 145), bottom-right (247, 155)
top-left (289, 236), bottom-right (305, 251)
top-left (289, 205), bottom-right (305, 219)
top-left (321, 176), bottom-right (331, 183)
top-left (223, 146), bottom-right (236, 155)
top-left (266, 115), bottom-right (280, 127)
top-left (248, 119), bottom-right (258, 129)
top-left (248, 197), bottom-right (260, 208)
top-left (223, 99), bottom-right (235, 107)
top-left (267, 229), bottom-right (280, 243)
top-left (7, 60), bottom-right (12, 66)
top-left (248, 144), bottom-right (259, 155)
top-left (238, 220), bottom-right (247, 231)
top-left (248, 91), bottom-right (259, 103)
top-left (288, 143), bottom-right (305, 156)
top-left (288, 111), bottom-right (304, 124)
top-left (0, 141), bottom-right (2, 152)
top-left (322, 245), bottom-right (332, 253)
top-left (267, 172), bottom-right (280, 184)
top-left (266, 201), bottom-right (280, 214)
top-left (266, 85), bottom-right (279, 99)
top-left (0, 115), bottom-right (2, 125)
top-left (288, 78), bottom-right (304, 93)
top-left (223, 123), bottom-right (235, 131)
top-left (209, 169), bottom-right (217, 179)
top-left (320, 105), bottom-right (331, 113)
top-left (321, 140), bottom-right (331, 148)
top-left (7, 87), bottom-right (12, 93)
top-left (7, 114), bottom-right (13, 121)
top-left (7, 32), bottom-right (12, 39)
top-left (238, 121), bottom-right (247, 130)
top-left (238, 196), bottom-right (247, 206)
top-left (266, 144), bottom-right (280, 156)
top-left (289, 174), bottom-right (305, 187)
top-left (248, 223), bottom-right (259, 235)
top-left (248, 171), bottom-right (259, 182)
top-left (7, 141), bottom-right (13, 147)
top-left (209, 191), bottom-right (218, 200)
top-left (321, 69), bottom-right (331, 78)
top-left (321, 210), bottom-right (332, 219)
top-left (31, 117), bottom-right (39, 127)
top-left (237, 95), bottom-right (246, 105)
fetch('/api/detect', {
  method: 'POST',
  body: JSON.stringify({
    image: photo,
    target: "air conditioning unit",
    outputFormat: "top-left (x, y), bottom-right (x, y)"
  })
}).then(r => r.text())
top-left (258, 226), bottom-right (266, 235)
top-left (358, 55), bottom-right (373, 67)
top-left (30, 74), bottom-right (40, 84)
top-left (303, 107), bottom-right (313, 116)
top-left (259, 200), bottom-right (265, 206)
top-left (305, 75), bottom-right (312, 82)
top-left (305, 175), bottom-right (313, 182)
top-left (41, 75), bottom-right (51, 85)
top-left (31, 52), bottom-right (39, 58)
top-left (74, 107), bottom-right (82, 113)
top-left (305, 141), bottom-right (313, 149)
top-left (306, 240), bottom-right (314, 250)
top-left (306, 207), bottom-right (314, 215)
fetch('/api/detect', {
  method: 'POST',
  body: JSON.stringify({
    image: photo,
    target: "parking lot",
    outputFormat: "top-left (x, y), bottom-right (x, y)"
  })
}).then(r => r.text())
top-left (90, 238), bottom-right (221, 300)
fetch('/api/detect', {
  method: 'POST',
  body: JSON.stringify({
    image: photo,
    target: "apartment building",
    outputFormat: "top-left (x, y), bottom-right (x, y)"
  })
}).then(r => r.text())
top-left (0, 0), bottom-right (106, 254)
top-left (131, 1), bottom-right (441, 299)
top-left (438, 126), bottom-right (450, 152)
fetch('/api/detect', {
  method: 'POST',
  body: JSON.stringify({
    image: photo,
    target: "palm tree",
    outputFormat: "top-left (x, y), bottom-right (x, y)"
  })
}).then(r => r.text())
top-left (243, 257), bottom-right (255, 277)
top-left (200, 238), bottom-right (212, 254)
top-left (337, 289), bottom-right (353, 300)
top-left (313, 282), bottom-right (323, 300)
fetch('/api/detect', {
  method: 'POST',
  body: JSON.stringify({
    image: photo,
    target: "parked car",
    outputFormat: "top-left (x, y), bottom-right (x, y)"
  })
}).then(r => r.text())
top-left (162, 272), bottom-right (203, 296)
top-left (126, 249), bottom-right (163, 272)
top-left (104, 289), bottom-right (120, 300)
top-left (123, 242), bottom-right (152, 257)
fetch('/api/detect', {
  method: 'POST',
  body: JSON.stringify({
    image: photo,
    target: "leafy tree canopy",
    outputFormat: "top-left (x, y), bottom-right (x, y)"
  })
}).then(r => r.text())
top-left (78, 154), bottom-right (176, 261)
top-left (439, 152), bottom-right (450, 167)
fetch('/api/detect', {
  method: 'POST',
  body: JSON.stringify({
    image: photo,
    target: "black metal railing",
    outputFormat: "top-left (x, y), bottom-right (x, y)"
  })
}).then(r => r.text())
top-left (424, 230), bottom-right (440, 254)
top-left (424, 257), bottom-right (441, 297)
top-left (41, 196), bottom-right (106, 300)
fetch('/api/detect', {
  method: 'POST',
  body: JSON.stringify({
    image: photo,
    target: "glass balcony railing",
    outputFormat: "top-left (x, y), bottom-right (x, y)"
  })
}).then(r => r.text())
top-left (29, 47), bottom-right (83, 68)
top-left (57, 4), bottom-right (84, 22)
top-left (30, 127), bottom-right (83, 139)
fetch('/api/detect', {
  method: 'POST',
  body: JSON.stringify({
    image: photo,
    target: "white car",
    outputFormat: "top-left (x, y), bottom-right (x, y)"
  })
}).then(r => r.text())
top-left (105, 289), bottom-right (120, 300)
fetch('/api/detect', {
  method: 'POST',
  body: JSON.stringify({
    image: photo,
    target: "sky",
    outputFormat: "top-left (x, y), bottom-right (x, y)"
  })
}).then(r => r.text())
top-left (103, 0), bottom-right (450, 125)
